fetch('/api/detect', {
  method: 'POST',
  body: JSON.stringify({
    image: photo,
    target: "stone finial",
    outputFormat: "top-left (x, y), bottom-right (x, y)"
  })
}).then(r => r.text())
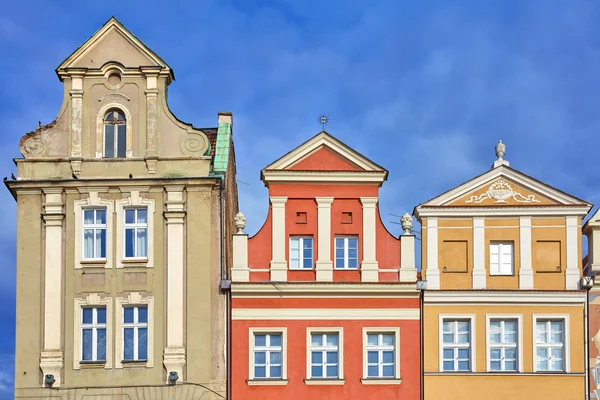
top-left (235, 212), bottom-right (246, 233)
top-left (401, 213), bottom-right (413, 235)
top-left (492, 140), bottom-right (510, 168)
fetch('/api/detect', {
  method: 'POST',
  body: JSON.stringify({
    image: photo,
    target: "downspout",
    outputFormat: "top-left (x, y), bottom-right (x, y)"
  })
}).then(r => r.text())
top-left (586, 286), bottom-right (590, 400)
top-left (420, 287), bottom-right (424, 400)
top-left (219, 177), bottom-right (232, 400)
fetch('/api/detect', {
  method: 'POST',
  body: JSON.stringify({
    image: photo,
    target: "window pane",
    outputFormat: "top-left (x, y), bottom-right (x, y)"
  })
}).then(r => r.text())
top-left (443, 333), bottom-right (453, 343)
top-left (348, 248), bottom-right (358, 258)
top-left (84, 210), bottom-right (95, 224)
top-left (125, 209), bottom-right (135, 224)
top-left (270, 352), bottom-right (281, 364)
top-left (550, 358), bottom-right (563, 371)
top-left (124, 307), bottom-right (134, 323)
top-left (82, 328), bottom-right (92, 360)
top-left (505, 348), bottom-right (516, 360)
top-left (348, 237), bottom-right (358, 248)
top-left (97, 308), bottom-right (106, 324)
top-left (138, 327), bottom-right (148, 360)
top-left (490, 360), bottom-right (501, 371)
top-left (367, 351), bottom-right (378, 363)
top-left (457, 348), bottom-right (470, 359)
top-left (137, 209), bottom-right (147, 224)
top-left (105, 112), bottom-right (115, 121)
top-left (97, 328), bottom-right (106, 361)
top-left (83, 229), bottom-right (94, 259)
top-left (117, 124), bottom-right (126, 158)
top-left (457, 333), bottom-right (469, 344)
top-left (335, 249), bottom-right (344, 258)
top-left (382, 334), bottom-right (394, 346)
top-left (457, 360), bottom-right (470, 371)
top-left (303, 248), bottom-right (312, 259)
top-left (96, 229), bottom-right (106, 258)
top-left (138, 307), bottom-right (148, 323)
top-left (82, 308), bottom-right (93, 324)
top-left (270, 365), bottom-right (282, 378)
top-left (125, 229), bottom-right (135, 257)
top-left (443, 348), bottom-right (454, 359)
top-left (367, 365), bottom-right (378, 377)
top-left (303, 257), bottom-right (312, 269)
top-left (311, 334), bottom-right (321, 346)
top-left (536, 322), bottom-right (547, 343)
top-left (326, 365), bottom-right (338, 378)
top-left (348, 259), bottom-right (358, 269)
top-left (382, 365), bottom-right (394, 377)
top-left (326, 351), bottom-right (338, 364)
top-left (96, 210), bottom-right (106, 224)
top-left (490, 348), bottom-right (501, 360)
top-left (550, 321), bottom-right (563, 343)
top-left (136, 228), bottom-right (147, 258)
top-left (124, 328), bottom-right (134, 360)
top-left (104, 124), bottom-right (114, 158)
top-left (489, 321), bottom-right (501, 343)
top-left (304, 238), bottom-right (313, 248)
top-left (443, 360), bottom-right (454, 371)
top-left (290, 239), bottom-right (299, 250)
top-left (551, 347), bottom-right (563, 360)
top-left (443, 321), bottom-right (453, 333)
top-left (254, 366), bottom-right (266, 378)
top-left (254, 334), bottom-right (266, 347)
top-left (326, 334), bottom-right (338, 346)
top-left (254, 352), bottom-right (266, 364)
top-left (457, 321), bottom-right (470, 332)
top-left (335, 238), bottom-right (344, 248)
top-left (367, 334), bottom-right (378, 346)
top-left (382, 351), bottom-right (394, 363)
top-left (311, 352), bottom-right (322, 364)
top-left (505, 360), bottom-right (517, 371)
top-left (311, 365), bottom-right (323, 377)
top-left (270, 334), bottom-right (282, 347)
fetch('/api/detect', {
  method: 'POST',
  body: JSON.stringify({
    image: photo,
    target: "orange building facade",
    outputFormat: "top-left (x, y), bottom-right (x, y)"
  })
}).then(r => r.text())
top-left (230, 132), bottom-right (421, 399)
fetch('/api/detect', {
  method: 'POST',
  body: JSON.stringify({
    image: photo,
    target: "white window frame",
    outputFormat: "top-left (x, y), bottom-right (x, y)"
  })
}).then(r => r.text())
top-left (81, 208), bottom-right (107, 261)
top-left (248, 328), bottom-right (288, 385)
top-left (80, 306), bottom-right (107, 362)
top-left (361, 327), bottom-right (401, 384)
top-left (486, 314), bottom-right (523, 372)
top-left (95, 102), bottom-right (132, 159)
top-left (533, 314), bottom-right (570, 373)
top-left (289, 236), bottom-right (313, 270)
top-left (116, 191), bottom-right (154, 268)
top-left (115, 292), bottom-right (154, 368)
top-left (439, 314), bottom-right (476, 372)
top-left (74, 192), bottom-right (114, 269)
top-left (123, 208), bottom-right (148, 259)
top-left (490, 241), bottom-right (514, 275)
top-left (334, 236), bottom-right (359, 270)
top-left (305, 328), bottom-right (345, 383)
top-left (122, 305), bottom-right (148, 362)
top-left (73, 294), bottom-right (112, 369)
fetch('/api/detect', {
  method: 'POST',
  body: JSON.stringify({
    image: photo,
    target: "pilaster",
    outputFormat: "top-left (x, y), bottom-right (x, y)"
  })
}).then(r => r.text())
top-left (472, 217), bottom-right (486, 289)
top-left (270, 197), bottom-right (288, 281)
top-left (360, 197), bottom-right (378, 282)
top-left (519, 217), bottom-right (534, 289)
top-left (163, 185), bottom-right (186, 381)
top-left (399, 234), bottom-right (417, 282)
top-left (143, 68), bottom-right (160, 173)
top-left (565, 216), bottom-right (580, 289)
top-left (232, 234), bottom-right (249, 282)
top-left (425, 217), bottom-right (440, 289)
top-left (315, 197), bottom-right (334, 281)
top-left (69, 72), bottom-right (84, 177)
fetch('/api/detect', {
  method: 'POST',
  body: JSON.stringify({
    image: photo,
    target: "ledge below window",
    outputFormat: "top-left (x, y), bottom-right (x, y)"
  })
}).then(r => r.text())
top-left (79, 360), bottom-right (106, 368)
top-left (360, 378), bottom-right (402, 385)
top-left (304, 379), bottom-right (345, 385)
top-left (121, 360), bottom-right (148, 368)
top-left (246, 379), bottom-right (288, 386)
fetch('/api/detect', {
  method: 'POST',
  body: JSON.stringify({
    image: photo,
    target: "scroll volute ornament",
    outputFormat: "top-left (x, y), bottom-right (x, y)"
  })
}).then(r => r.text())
top-left (180, 131), bottom-right (209, 157)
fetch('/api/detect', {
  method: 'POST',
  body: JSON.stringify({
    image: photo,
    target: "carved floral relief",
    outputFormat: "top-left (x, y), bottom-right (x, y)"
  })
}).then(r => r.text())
top-left (465, 179), bottom-right (541, 204)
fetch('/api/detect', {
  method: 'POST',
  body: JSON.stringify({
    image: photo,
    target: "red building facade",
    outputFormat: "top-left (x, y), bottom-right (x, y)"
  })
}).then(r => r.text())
top-left (230, 132), bottom-right (421, 399)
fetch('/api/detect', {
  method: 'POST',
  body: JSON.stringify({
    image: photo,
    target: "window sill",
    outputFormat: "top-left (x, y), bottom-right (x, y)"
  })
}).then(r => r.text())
top-left (80, 259), bottom-right (107, 266)
top-left (360, 378), bottom-right (402, 385)
top-left (121, 360), bottom-right (148, 367)
top-left (333, 268), bottom-right (359, 271)
top-left (288, 268), bottom-right (315, 271)
top-left (121, 258), bottom-right (150, 268)
top-left (246, 379), bottom-right (288, 386)
top-left (442, 269), bottom-right (468, 273)
top-left (79, 360), bottom-right (106, 368)
top-left (304, 378), bottom-right (345, 385)
top-left (489, 273), bottom-right (515, 277)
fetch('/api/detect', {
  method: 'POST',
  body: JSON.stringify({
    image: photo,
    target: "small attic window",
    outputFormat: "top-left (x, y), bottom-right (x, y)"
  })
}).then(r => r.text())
top-left (341, 212), bottom-right (353, 224)
top-left (296, 212), bottom-right (307, 224)
top-left (107, 72), bottom-right (121, 87)
top-left (103, 109), bottom-right (127, 158)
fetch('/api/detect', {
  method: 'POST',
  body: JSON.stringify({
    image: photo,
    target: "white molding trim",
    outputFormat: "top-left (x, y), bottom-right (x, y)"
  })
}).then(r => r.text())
top-left (519, 217), bottom-right (534, 289)
top-left (233, 308), bottom-right (419, 320)
top-left (426, 217), bottom-right (440, 289)
top-left (362, 327), bottom-right (401, 380)
top-left (424, 291), bottom-right (586, 304)
top-left (115, 191), bottom-right (155, 268)
top-left (231, 283), bottom-right (420, 296)
top-left (248, 327), bottom-right (288, 381)
top-left (485, 314), bottom-right (523, 373)
top-left (532, 314), bottom-right (570, 373)
top-left (416, 206), bottom-right (591, 218)
top-left (95, 102), bottom-right (133, 158)
top-left (417, 165), bottom-right (590, 207)
top-left (114, 292), bottom-right (154, 369)
top-left (306, 327), bottom-right (344, 380)
top-left (74, 193), bottom-right (114, 269)
top-left (565, 216), bottom-right (580, 289)
top-left (315, 197), bottom-right (334, 281)
top-left (360, 197), bottom-right (379, 282)
top-left (73, 294), bottom-right (113, 370)
top-left (270, 197), bottom-right (288, 281)
top-left (472, 217), bottom-right (486, 289)
top-left (262, 170), bottom-right (387, 184)
top-left (439, 314), bottom-right (476, 372)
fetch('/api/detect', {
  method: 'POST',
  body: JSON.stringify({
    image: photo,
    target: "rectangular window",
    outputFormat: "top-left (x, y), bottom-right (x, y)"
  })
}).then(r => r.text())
top-left (490, 242), bottom-right (514, 275)
top-left (535, 320), bottom-right (565, 372)
top-left (124, 208), bottom-right (148, 259)
top-left (442, 320), bottom-right (471, 371)
top-left (82, 209), bottom-right (107, 260)
top-left (81, 307), bottom-right (106, 362)
top-left (310, 333), bottom-right (339, 378)
top-left (335, 236), bottom-right (358, 269)
top-left (489, 319), bottom-right (517, 371)
top-left (290, 237), bottom-right (313, 269)
top-left (123, 306), bottom-right (148, 361)
top-left (366, 333), bottom-right (395, 378)
top-left (253, 333), bottom-right (283, 379)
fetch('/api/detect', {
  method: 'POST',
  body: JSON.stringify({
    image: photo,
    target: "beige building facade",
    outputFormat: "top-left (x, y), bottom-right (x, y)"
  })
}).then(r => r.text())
top-left (6, 18), bottom-right (238, 399)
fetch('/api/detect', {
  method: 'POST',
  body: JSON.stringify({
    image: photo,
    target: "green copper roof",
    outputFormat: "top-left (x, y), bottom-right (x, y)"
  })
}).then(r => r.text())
top-left (213, 121), bottom-right (231, 175)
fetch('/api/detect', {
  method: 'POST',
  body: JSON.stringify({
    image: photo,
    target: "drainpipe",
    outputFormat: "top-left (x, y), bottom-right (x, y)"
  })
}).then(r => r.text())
top-left (219, 177), bottom-right (232, 400)
top-left (586, 286), bottom-right (590, 400)
top-left (420, 286), bottom-right (424, 400)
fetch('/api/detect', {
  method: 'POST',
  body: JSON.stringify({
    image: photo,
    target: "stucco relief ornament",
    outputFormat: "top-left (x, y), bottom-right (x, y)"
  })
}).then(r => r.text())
top-left (235, 212), bottom-right (246, 233)
top-left (465, 179), bottom-right (541, 204)
top-left (23, 136), bottom-right (47, 157)
top-left (401, 213), bottom-right (413, 234)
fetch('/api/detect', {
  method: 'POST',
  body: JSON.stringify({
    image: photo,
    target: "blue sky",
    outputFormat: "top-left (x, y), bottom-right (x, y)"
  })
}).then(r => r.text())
top-left (1, 0), bottom-right (599, 397)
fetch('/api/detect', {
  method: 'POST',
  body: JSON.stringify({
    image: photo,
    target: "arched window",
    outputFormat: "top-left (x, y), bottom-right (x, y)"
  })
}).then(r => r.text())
top-left (104, 109), bottom-right (127, 158)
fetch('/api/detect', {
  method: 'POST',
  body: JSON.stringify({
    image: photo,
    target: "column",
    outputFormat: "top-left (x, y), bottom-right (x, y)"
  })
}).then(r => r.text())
top-left (426, 218), bottom-right (440, 289)
top-left (163, 186), bottom-right (186, 382)
top-left (270, 197), bottom-right (288, 281)
top-left (519, 217), bottom-right (534, 289)
top-left (316, 197), bottom-right (334, 281)
top-left (565, 216), bottom-right (579, 289)
top-left (472, 217), bottom-right (486, 289)
top-left (232, 213), bottom-right (249, 282)
top-left (69, 72), bottom-right (84, 177)
top-left (360, 197), bottom-right (379, 282)
top-left (40, 188), bottom-right (64, 386)
top-left (399, 234), bottom-right (417, 282)
top-left (143, 68), bottom-right (159, 173)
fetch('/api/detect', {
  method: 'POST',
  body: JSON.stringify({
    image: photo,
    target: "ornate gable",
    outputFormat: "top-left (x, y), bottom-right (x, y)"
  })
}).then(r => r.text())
top-left (449, 177), bottom-right (554, 206)
top-left (261, 131), bottom-right (388, 184)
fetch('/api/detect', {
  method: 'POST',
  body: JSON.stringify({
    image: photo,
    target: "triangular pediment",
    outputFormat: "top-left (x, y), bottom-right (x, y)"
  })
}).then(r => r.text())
top-left (57, 17), bottom-right (169, 71)
top-left (420, 165), bottom-right (589, 207)
top-left (264, 131), bottom-right (386, 172)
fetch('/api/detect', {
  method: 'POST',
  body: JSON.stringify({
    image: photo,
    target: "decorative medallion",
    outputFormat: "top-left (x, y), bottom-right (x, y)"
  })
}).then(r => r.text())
top-left (465, 179), bottom-right (540, 204)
